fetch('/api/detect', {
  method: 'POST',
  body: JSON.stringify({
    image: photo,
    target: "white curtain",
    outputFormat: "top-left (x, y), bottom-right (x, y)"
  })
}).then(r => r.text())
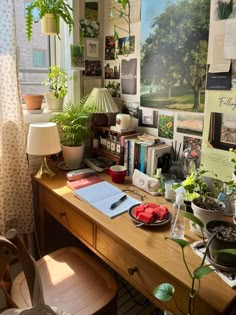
top-left (0, 0), bottom-right (34, 234)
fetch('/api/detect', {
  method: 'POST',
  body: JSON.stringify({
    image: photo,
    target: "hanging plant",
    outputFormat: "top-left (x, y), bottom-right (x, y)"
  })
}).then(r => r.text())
top-left (25, 0), bottom-right (73, 41)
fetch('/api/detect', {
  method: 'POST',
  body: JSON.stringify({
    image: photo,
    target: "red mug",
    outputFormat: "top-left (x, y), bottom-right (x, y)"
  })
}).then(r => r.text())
top-left (106, 165), bottom-right (127, 184)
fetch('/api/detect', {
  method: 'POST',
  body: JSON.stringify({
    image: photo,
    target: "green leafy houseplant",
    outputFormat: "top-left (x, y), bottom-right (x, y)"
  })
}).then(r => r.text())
top-left (43, 66), bottom-right (71, 99)
top-left (50, 97), bottom-right (90, 147)
top-left (153, 212), bottom-right (236, 315)
top-left (25, 0), bottom-right (73, 42)
top-left (110, 0), bottom-right (131, 58)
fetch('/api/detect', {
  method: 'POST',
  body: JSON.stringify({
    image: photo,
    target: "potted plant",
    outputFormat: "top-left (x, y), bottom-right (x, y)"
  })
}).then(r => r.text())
top-left (173, 168), bottom-right (225, 233)
top-left (153, 213), bottom-right (236, 315)
top-left (205, 220), bottom-right (236, 268)
top-left (25, 0), bottom-right (73, 42)
top-left (23, 94), bottom-right (44, 111)
top-left (50, 97), bottom-right (91, 170)
top-left (43, 66), bottom-right (71, 111)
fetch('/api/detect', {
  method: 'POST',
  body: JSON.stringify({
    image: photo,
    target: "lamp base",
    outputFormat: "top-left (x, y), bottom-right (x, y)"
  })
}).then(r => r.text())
top-left (34, 156), bottom-right (55, 178)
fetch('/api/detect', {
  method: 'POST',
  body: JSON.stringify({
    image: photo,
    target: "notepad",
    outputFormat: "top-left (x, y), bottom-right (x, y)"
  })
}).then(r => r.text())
top-left (74, 181), bottom-right (140, 218)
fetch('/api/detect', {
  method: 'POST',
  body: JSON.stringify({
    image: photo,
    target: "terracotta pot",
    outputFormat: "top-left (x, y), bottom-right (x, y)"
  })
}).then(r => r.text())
top-left (24, 94), bottom-right (44, 110)
top-left (62, 144), bottom-right (84, 170)
top-left (41, 14), bottom-right (59, 35)
top-left (44, 92), bottom-right (64, 111)
top-left (206, 220), bottom-right (236, 267)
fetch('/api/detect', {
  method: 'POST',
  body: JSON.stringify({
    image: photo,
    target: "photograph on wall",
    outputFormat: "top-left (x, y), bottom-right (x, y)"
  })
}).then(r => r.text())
top-left (85, 39), bottom-right (99, 58)
top-left (201, 90), bottom-right (236, 181)
top-left (105, 36), bottom-right (116, 60)
top-left (208, 112), bottom-right (236, 150)
top-left (122, 101), bottom-right (140, 118)
top-left (177, 113), bottom-right (204, 136)
top-left (214, 0), bottom-right (234, 20)
top-left (84, 60), bottom-right (102, 76)
top-left (117, 36), bottom-right (135, 55)
top-left (121, 58), bottom-right (137, 95)
top-left (80, 19), bottom-right (100, 38)
top-left (105, 81), bottom-right (120, 97)
top-left (85, 1), bottom-right (98, 21)
top-left (158, 111), bottom-right (174, 139)
top-left (105, 0), bottom-right (141, 24)
top-left (70, 44), bottom-right (85, 68)
top-left (140, 0), bottom-right (210, 112)
top-left (138, 109), bottom-right (157, 128)
top-left (83, 79), bottom-right (101, 96)
top-left (183, 136), bottom-right (202, 151)
top-left (104, 63), bottom-right (120, 79)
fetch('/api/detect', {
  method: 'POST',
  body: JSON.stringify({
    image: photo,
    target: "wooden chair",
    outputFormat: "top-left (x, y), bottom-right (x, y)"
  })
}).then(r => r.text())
top-left (0, 229), bottom-right (118, 314)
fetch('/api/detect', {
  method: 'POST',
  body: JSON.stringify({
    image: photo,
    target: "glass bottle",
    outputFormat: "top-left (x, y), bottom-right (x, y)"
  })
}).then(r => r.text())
top-left (170, 194), bottom-right (186, 239)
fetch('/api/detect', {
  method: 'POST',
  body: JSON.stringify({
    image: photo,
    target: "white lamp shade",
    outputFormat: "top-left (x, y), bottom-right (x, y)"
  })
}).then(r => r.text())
top-left (27, 122), bottom-right (61, 156)
top-left (83, 88), bottom-right (119, 113)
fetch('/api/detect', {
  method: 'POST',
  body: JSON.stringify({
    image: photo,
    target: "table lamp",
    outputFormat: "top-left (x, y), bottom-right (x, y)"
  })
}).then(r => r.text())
top-left (26, 122), bottom-right (61, 178)
top-left (83, 88), bottom-right (119, 126)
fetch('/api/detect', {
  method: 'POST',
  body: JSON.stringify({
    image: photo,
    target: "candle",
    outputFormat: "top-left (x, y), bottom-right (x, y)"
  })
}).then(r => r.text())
top-left (116, 114), bottom-right (130, 130)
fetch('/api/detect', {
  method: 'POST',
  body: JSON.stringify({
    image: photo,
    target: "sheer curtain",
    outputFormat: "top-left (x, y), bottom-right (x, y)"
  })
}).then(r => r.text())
top-left (0, 0), bottom-right (34, 235)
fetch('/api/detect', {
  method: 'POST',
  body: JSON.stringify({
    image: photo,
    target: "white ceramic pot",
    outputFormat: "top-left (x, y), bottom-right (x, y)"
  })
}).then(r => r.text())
top-left (41, 14), bottom-right (59, 35)
top-left (191, 197), bottom-right (225, 230)
top-left (44, 92), bottom-right (64, 111)
top-left (62, 144), bottom-right (84, 170)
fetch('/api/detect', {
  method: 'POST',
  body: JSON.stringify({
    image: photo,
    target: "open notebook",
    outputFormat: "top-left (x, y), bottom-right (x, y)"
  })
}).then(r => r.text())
top-left (74, 181), bottom-right (140, 218)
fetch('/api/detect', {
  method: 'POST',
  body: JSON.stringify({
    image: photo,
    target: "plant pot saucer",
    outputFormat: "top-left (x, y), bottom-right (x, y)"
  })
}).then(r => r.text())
top-left (57, 161), bottom-right (77, 171)
top-left (207, 252), bottom-right (236, 273)
top-left (190, 221), bottom-right (206, 238)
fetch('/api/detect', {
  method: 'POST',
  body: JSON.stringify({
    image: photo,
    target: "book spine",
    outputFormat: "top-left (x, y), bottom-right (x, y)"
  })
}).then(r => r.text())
top-left (127, 139), bottom-right (131, 176)
top-left (140, 144), bottom-right (147, 173)
top-left (128, 139), bottom-right (136, 176)
top-left (134, 142), bottom-right (141, 171)
top-left (123, 138), bottom-right (129, 172)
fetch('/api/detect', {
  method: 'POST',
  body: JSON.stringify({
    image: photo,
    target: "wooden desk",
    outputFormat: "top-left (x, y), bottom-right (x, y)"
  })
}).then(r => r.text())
top-left (34, 170), bottom-right (235, 315)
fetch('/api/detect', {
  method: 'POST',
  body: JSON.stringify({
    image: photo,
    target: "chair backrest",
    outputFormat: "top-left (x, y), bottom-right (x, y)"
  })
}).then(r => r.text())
top-left (0, 234), bottom-right (19, 311)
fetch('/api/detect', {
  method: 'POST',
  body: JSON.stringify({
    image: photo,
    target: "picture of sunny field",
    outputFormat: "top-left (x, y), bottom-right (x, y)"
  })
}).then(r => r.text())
top-left (140, 0), bottom-right (210, 112)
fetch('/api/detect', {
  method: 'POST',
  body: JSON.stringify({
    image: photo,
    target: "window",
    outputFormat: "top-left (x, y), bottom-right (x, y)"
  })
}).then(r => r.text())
top-left (33, 49), bottom-right (48, 67)
top-left (14, 0), bottom-right (50, 100)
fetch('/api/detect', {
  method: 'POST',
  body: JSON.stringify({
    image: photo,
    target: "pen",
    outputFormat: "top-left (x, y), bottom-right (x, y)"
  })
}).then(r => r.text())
top-left (110, 195), bottom-right (127, 210)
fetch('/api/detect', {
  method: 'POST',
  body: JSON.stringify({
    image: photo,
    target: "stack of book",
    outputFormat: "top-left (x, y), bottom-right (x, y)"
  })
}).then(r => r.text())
top-left (122, 135), bottom-right (171, 176)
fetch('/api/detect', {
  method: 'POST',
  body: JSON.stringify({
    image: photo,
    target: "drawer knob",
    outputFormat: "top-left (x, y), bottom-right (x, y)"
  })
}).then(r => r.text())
top-left (128, 267), bottom-right (137, 275)
top-left (59, 212), bottom-right (66, 217)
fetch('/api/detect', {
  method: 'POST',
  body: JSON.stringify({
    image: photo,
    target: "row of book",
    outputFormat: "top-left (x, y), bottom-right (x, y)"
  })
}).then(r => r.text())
top-left (120, 133), bottom-right (171, 176)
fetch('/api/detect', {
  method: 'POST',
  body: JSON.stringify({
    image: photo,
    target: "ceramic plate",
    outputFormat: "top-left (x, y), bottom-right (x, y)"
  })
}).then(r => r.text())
top-left (128, 205), bottom-right (171, 227)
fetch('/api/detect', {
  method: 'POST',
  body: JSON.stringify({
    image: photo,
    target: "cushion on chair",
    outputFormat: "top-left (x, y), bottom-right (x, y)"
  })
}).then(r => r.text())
top-left (11, 247), bottom-right (118, 315)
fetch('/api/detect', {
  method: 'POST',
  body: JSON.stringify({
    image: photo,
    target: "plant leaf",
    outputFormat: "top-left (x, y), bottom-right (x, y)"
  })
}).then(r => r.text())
top-left (183, 212), bottom-right (204, 228)
top-left (153, 283), bottom-right (174, 302)
top-left (194, 266), bottom-right (214, 279)
top-left (214, 249), bottom-right (236, 255)
top-left (165, 237), bottom-right (190, 248)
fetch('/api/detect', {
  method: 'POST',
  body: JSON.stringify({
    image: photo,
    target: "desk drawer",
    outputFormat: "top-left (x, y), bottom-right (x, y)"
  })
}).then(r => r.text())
top-left (41, 189), bottom-right (94, 246)
top-left (96, 229), bottom-right (192, 314)
top-left (96, 229), bottom-right (161, 293)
